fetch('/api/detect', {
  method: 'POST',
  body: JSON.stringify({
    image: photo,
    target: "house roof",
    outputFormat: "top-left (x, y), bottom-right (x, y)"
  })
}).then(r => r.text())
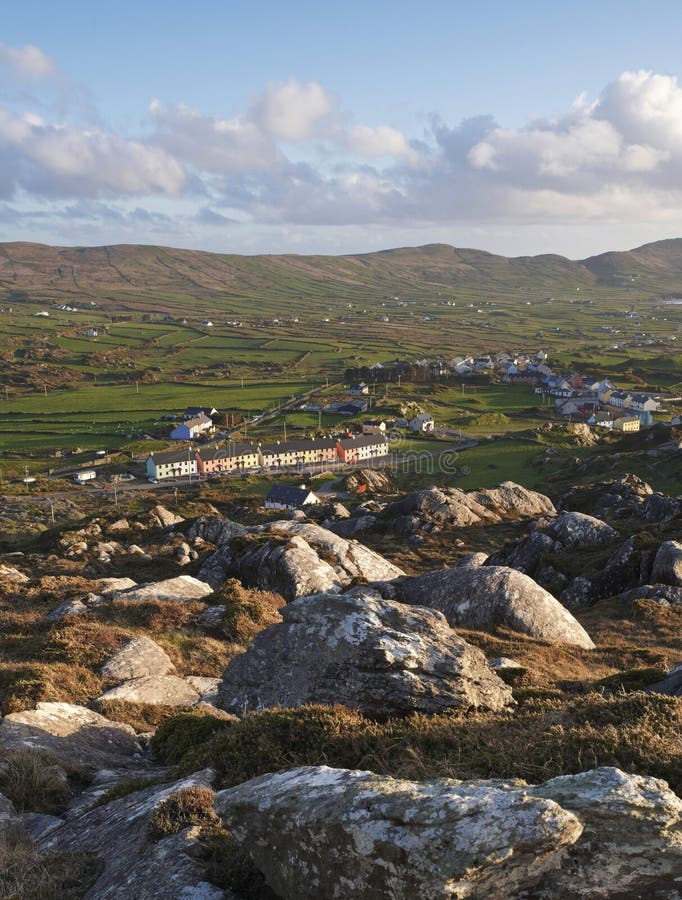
top-left (199, 444), bottom-right (258, 460)
top-left (338, 434), bottom-right (389, 450)
top-left (184, 406), bottom-right (218, 418)
top-left (259, 437), bottom-right (338, 455)
top-left (149, 449), bottom-right (198, 466)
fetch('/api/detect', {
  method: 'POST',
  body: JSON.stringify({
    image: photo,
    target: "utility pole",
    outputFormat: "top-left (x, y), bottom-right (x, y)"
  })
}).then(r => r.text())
top-left (135, 381), bottom-right (139, 394)
top-left (44, 385), bottom-right (47, 396)
top-left (283, 419), bottom-right (287, 442)
top-left (49, 501), bottom-right (55, 527)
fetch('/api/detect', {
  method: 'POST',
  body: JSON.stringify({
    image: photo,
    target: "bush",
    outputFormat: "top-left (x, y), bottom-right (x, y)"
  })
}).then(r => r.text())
top-left (0, 747), bottom-right (71, 814)
top-left (151, 711), bottom-right (234, 769)
top-left (216, 580), bottom-right (284, 646)
top-left (148, 786), bottom-right (219, 838)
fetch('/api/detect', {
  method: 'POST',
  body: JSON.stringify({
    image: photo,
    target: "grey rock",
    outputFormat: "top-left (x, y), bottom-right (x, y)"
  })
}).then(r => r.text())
top-left (199, 520), bottom-right (404, 600)
top-left (488, 532), bottom-right (557, 577)
top-left (393, 565), bottom-right (595, 649)
top-left (0, 563), bottom-right (29, 584)
top-left (651, 540), bottom-right (682, 587)
top-left (46, 598), bottom-right (90, 620)
top-left (619, 584), bottom-right (682, 606)
top-left (186, 515), bottom-right (247, 545)
top-left (219, 591), bottom-right (514, 716)
top-left (20, 812), bottom-right (64, 838)
top-left (150, 505), bottom-right (185, 528)
top-left (544, 511), bottom-right (618, 548)
top-left (106, 518), bottom-right (130, 533)
top-left (454, 552), bottom-right (488, 568)
top-left (109, 575), bottom-right (214, 603)
top-left (101, 637), bottom-right (176, 684)
top-left (0, 792), bottom-right (20, 831)
top-left (325, 515), bottom-right (377, 538)
top-left (185, 676), bottom-right (221, 706)
top-left (198, 605), bottom-right (226, 628)
top-left (98, 577), bottom-right (138, 596)
top-left (644, 663), bottom-right (682, 697)
top-left (215, 766), bottom-right (582, 900)
top-left (0, 702), bottom-right (145, 773)
top-left (98, 676), bottom-right (201, 707)
top-left (39, 770), bottom-right (222, 900)
top-left (559, 577), bottom-right (595, 611)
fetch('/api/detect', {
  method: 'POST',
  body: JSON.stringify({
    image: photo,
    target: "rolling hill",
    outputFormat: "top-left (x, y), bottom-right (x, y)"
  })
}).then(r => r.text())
top-left (2, 238), bottom-right (682, 311)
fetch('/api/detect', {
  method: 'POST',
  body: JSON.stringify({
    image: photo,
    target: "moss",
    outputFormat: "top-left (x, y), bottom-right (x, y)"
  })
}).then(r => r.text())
top-left (148, 786), bottom-right (220, 838)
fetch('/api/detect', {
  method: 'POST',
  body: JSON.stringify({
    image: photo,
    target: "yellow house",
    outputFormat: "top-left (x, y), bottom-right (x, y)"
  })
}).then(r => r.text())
top-left (613, 417), bottom-right (640, 432)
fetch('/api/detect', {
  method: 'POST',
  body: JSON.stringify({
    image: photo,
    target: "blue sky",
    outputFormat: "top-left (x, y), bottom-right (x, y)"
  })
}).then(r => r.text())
top-left (3, 1), bottom-right (682, 256)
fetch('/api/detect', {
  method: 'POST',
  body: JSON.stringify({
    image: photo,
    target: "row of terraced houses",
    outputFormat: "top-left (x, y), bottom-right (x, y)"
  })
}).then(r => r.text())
top-left (146, 433), bottom-right (390, 481)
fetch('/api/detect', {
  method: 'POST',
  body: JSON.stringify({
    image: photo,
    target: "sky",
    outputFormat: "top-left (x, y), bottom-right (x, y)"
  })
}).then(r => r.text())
top-left (3, 0), bottom-right (682, 258)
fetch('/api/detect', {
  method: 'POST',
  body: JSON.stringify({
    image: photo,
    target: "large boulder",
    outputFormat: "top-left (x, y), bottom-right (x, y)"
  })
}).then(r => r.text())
top-left (108, 575), bottom-right (214, 603)
top-left (382, 481), bottom-right (555, 531)
top-left (393, 565), bottom-right (595, 649)
top-left (0, 703), bottom-right (145, 773)
top-left (39, 770), bottom-right (221, 899)
top-left (216, 765), bottom-right (682, 900)
top-left (218, 591), bottom-right (514, 716)
top-left (651, 541), bottom-right (682, 587)
top-left (558, 473), bottom-right (680, 523)
top-left (199, 521), bottom-right (405, 599)
top-left (215, 766), bottom-right (582, 899)
top-left (101, 637), bottom-right (176, 684)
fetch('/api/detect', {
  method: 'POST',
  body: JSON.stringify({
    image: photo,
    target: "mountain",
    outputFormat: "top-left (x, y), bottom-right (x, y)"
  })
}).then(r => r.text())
top-left (2, 238), bottom-right (682, 311)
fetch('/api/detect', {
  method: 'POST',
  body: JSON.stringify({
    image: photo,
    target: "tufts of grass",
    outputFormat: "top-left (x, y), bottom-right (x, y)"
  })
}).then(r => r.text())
top-left (0, 828), bottom-right (103, 900)
top-left (0, 662), bottom-right (101, 715)
top-left (0, 747), bottom-right (71, 814)
top-left (93, 700), bottom-right (203, 733)
top-left (215, 579), bottom-right (284, 647)
top-left (148, 786), bottom-right (219, 838)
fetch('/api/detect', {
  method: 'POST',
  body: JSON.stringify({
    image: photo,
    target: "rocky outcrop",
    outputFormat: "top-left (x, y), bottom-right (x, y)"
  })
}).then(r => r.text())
top-left (219, 591), bottom-right (514, 716)
top-left (619, 584), bottom-right (682, 606)
top-left (108, 575), bottom-right (214, 603)
top-left (382, 481), bottom-right (555, 533)
top-left (39, 770), bottom-right (221, 900)
top-left (393, 565), bottom-right (595, 649)
top-left (0, 563), bottom-right (29, 585)
top-left (651, 541), bottom-right (682, 587)
top-left (559, 474), bottom-right (681, 523)
top-left (644, 663), bottom-right (682, 697)
top-left (215, 765), bottom-right (582, 899)
top-left (0, 703), bottom-right (145, 773)
top-left (216, 765), bottom-right (682, 900)
top-left (101, 637), bottom-right (176, 684)
top-left (199, 521), bottom-right (404, 599)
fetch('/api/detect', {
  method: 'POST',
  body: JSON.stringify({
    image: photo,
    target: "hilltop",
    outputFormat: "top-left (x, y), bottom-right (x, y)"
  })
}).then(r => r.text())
top-left (3, 238), bottom-right (682, 309)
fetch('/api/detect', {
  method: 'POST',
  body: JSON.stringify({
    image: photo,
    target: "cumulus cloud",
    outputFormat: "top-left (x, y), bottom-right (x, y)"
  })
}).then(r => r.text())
top-left (250, 79), bottom-right (336, 140)
top-left (0, 43), bottom-right (57, 80)
top-left (0, 108), bottom-right (185, 198)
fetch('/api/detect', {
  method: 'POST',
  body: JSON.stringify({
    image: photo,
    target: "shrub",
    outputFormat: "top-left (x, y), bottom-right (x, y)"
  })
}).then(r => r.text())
top-left (151, 711), bottom-right (234, 769)
top-left (93, 700), bottom-right (201, 733)
top-left (217, 580), bottom-right (284, 646)
top-left (0, 662), bottom-right (101, 715)
top-left (0, 747), bottom-right (71, 814)
top-left (148, 786), bottom-right (219, 838)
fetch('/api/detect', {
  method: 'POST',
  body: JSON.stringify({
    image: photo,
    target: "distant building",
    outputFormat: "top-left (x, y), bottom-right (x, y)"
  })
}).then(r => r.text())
top-left (409, 413), bottom-right (435, 433)
top-left (169, 414), bottom-right (213, 440)
top-left (613, 416), bottom-right (640, 432)
top-left (361, 419), bottom-right (386, 435)
top-left (146, 449), bottom-right (199, 481)
top-left (184, 406), bottom-right (219, 420)
top-left (336, 433), bottom-right (390, 463)
top-left (349, 382), bottom-right (369, 396)
top-left (264, 485), bottom-right (320, 511)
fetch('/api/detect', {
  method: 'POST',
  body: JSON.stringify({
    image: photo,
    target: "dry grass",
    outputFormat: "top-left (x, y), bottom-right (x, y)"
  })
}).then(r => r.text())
top-left (213, 579), bottom-right (285, 646)
top-left (0, 747), bottom-right (71, 814)
top-left (148, 786), bottom-right (219, 838)
top-left (154, 633), bottom-right (240, 677)
top-left (0, 662), bottom-right (101, 715)
top-left (93, 700), bottom-right (204, 733)
top-left (0, 828), bottom-right (102, 900)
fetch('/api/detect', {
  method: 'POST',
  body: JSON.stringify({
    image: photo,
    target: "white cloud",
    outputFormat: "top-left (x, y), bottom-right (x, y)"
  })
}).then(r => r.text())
top-left (250, 79), bottom-right (336, 140)
top-left (0, 43), bottom-right (57, 80)
top-left (0, 109), bottom-right (185, 197)
top-left (150, 99), bottom-right (279, 173)
top-left (344, 124), bottom-right (416, 161)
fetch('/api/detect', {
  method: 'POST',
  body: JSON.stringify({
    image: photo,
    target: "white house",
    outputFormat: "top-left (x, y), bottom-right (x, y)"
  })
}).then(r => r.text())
top-left (409, 413), bottom-right (435, 433)
top-left (170, 414), bottom-right (213, 440)
top-left (349, 382), bottom-right (369, 396)
top-left (264, 485), bottom-right (320, 511)
top-left (147, 449), bottom-right (199, 481)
